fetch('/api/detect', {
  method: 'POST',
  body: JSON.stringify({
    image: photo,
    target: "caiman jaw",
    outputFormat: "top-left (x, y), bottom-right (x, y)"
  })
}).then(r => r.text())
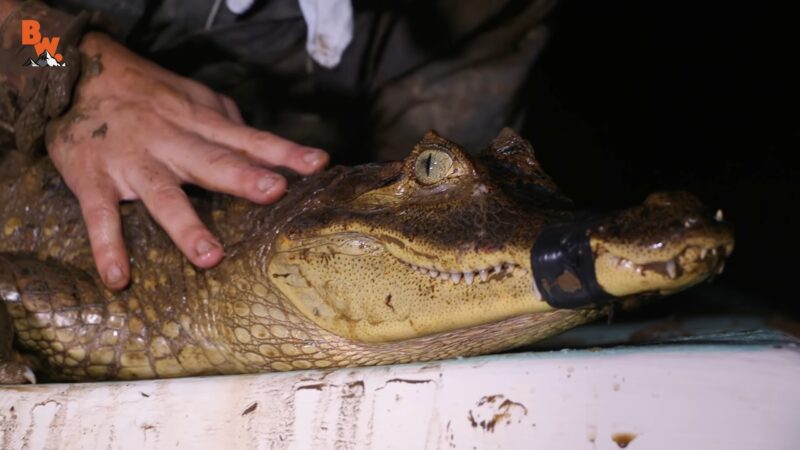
top-left (593, 241), bottom-right (733, 297)
top-left (369, 223), bottom-right (534, 287)
top-left (401, 261), bottom-right (528, 285)
top-left (269, 231), bottom-right (549, 344)
top-left (589, 192), bottom-right (735, 298)
top-left (602, 243), bottom-right (730, 280)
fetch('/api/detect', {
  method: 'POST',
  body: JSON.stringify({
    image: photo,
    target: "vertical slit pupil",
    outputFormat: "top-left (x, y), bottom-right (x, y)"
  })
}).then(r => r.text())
top-left (426, 154), bottom-right (433, 176)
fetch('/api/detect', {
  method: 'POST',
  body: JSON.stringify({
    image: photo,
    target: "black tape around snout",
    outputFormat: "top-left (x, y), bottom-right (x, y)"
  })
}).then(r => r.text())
top-left (531, 220), bottom-right (614, 309)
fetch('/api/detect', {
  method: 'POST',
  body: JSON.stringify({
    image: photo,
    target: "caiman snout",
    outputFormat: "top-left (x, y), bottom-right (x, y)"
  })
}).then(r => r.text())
top-left (533, 191), bottom-right (734, 308)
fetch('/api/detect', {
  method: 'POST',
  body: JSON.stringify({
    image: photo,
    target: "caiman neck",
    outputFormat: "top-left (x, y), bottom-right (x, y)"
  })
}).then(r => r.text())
top-left (201, 247), bottom-right (335, 372)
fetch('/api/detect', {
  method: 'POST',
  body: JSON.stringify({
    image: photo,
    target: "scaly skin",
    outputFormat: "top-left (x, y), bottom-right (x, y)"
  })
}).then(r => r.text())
top-left (0, 129), bottom-right (732, 382)
top-left (0, 140), bottom-right (596, 382)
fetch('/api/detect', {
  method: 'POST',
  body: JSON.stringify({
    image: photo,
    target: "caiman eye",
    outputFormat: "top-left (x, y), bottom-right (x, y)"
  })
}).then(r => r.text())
top-left (414, 150), bottom-right (454, 185)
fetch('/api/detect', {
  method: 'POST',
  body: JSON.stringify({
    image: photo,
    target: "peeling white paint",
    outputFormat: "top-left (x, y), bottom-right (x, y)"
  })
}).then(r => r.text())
top-left (1, 344), bottom-right (799, 449)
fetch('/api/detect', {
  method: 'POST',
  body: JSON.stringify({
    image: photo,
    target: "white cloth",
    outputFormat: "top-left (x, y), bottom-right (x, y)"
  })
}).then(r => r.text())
top-left (297, 0), bottom-right (354, 68)
top-left (225, 0), bottom-right (255, 15)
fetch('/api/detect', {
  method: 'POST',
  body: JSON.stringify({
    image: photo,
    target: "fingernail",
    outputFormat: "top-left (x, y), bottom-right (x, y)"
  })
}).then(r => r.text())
top-left (302, 149), bottom-right (326, 166)
top-left (196, 238), bottom-right (220, 257)
top-left (257, 175), bottom-right (278, 193)
top-left (106, 263), bottom-right (123, 285)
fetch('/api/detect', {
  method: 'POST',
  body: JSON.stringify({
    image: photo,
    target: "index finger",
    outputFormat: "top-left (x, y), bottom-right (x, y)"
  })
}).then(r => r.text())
top-left (170, 105), bottom-right (330, 175)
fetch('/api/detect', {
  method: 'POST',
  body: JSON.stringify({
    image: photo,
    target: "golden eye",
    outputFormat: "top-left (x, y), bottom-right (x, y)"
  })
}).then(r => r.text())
top-left (414, 150), bottom-right (453, 185)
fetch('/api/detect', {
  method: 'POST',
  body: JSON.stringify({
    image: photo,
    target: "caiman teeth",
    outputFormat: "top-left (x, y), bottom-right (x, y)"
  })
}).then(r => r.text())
top-left (610, 244), bottom-right (729, 279)
top-left (464, 272), bottom-right (475, 284)
top-left (403, 261), bottom-right (527, 284)
top-left (665, 260), bottom-right (678, 279)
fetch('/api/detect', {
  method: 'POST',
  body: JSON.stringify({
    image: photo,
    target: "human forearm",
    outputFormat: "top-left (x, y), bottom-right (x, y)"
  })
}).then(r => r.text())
top-left (0, 0), bottom-right (20, 23)
top-left (0, 1), bottom-right (89, 153)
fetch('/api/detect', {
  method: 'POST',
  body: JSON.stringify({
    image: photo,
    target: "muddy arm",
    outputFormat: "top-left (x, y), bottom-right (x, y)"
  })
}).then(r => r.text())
top-left (0, 0), bottom-right (88, 153)
top-left (0, 0), bottom-right (19, 21)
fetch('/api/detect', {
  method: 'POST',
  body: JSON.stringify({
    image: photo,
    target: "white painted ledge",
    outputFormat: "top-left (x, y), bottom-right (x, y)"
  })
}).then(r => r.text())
top-left (2, 334), bottom-right (799, 450)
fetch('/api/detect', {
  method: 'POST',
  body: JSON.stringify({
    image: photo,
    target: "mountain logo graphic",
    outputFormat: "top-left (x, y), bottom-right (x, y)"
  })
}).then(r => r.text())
top-left (20, 19), bottom-right (65, 67)
top-left (22, 50), bottom-right (67, 67)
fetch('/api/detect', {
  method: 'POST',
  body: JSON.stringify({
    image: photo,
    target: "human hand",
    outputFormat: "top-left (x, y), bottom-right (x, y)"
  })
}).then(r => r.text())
top-left (46, 32), bottom-right (329, 289)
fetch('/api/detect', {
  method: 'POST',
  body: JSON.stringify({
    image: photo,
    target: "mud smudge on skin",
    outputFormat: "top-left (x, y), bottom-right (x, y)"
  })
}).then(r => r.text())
top-left (45, 108), bottom-right (87, 147)
top-left (81, 53), bottom-right (104, 79)
top-left (91, 123), bottom-right (107, 139)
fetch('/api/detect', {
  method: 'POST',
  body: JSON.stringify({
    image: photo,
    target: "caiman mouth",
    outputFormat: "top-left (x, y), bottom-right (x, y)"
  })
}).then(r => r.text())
top-left (530, 194), bottom-right (735, 307)
top-left (397, 259), bottom-right (529, 285)
top-left (601, 243), bottom-right (732, 280)
top-left (269, 230), bottom-right (549, 343)
top-left (590, 196), bottom-right (736, 298)
top-left (369, 227), bottom-right (534, 286)
top-left (593, 239), bottom-right (734, 298)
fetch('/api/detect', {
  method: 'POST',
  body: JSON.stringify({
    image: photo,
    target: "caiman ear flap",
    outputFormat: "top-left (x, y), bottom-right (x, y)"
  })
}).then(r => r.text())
top-left (483, 127), bottom-right (538, 163)
top-left (496, 127), bottom-right (524, 141)
top-left (479, 127), bottom-right (568, 204)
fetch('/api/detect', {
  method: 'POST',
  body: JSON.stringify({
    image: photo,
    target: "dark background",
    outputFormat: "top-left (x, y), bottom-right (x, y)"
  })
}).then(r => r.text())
top-left (522, 1), bottom-right (797, 318)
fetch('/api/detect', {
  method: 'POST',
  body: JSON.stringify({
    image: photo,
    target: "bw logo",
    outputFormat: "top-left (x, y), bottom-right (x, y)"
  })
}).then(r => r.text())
top-left (21, 19), bottom-right (66, 67)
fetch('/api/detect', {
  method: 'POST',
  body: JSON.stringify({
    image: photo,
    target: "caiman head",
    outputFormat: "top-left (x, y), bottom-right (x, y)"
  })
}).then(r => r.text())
top-left (268, 129), bottom-right (734, 343)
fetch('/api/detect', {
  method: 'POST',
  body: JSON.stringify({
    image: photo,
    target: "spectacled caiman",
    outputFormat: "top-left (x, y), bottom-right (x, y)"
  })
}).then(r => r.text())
top-left (0, 129), bottom-right (734, 383)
